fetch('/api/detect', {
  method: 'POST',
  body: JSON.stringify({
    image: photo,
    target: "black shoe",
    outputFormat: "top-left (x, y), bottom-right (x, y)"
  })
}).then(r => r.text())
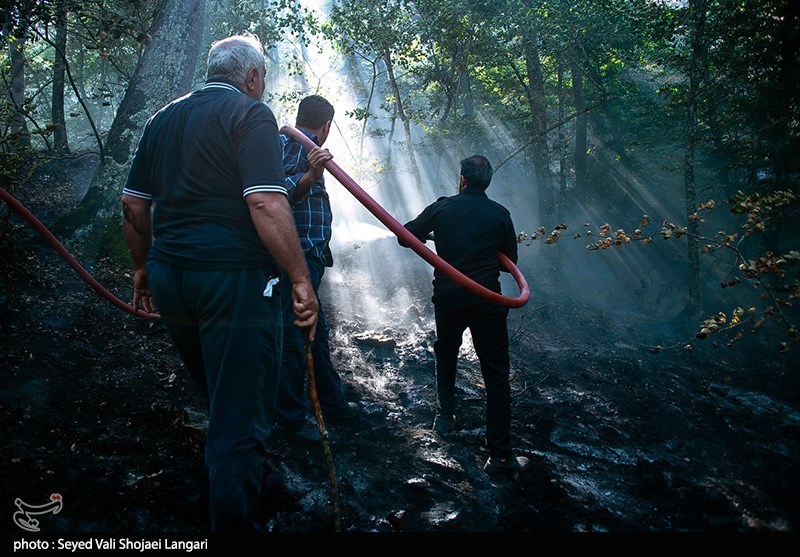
top-left (276, 420), bottom-right (320, 443)
top-left (326, 401), bottom-right (360, 422)
top-left (432, 413), bottom-right (456, 435)
top-left (483, 455), bottom-right (530, 476)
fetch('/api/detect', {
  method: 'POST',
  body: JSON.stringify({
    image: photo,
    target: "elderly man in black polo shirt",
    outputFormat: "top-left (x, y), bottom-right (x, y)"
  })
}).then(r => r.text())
top-left (401, 155), bottom-right (529, 476)
top-left (121, 34), bottom-right (318, 531)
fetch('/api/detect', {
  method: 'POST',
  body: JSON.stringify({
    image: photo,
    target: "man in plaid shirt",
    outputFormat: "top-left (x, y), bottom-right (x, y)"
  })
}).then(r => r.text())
top-left (276, 95), bottom-right (360, 441)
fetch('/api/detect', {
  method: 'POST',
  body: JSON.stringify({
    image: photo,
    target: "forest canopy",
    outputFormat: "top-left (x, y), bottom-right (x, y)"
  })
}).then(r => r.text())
top-left (1, 0), bottom-right (798, 352)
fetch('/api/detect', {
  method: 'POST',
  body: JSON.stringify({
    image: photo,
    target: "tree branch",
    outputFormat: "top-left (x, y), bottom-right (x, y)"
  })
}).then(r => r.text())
top-left (30, 26), bottom-right (105, 159)
top-left (495, 96), bottom-right (613, 172)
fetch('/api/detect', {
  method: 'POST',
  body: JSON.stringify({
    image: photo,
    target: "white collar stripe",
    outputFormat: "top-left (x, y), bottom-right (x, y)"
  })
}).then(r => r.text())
top-left (243, 185), bottom-right (289, 197)
top-left (203, 82), bottom-right (242, 94)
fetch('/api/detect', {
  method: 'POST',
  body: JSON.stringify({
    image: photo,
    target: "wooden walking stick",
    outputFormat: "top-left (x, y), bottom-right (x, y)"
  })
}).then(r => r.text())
top-left (304, 330), bottom-right (342, 532)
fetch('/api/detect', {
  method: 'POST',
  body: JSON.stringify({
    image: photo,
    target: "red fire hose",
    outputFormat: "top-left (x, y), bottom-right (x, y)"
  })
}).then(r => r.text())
top-left (2, 130), bottom-right (529, 317)
top-left (281, 126), bottom-right (531, 309)
top-left (0, 187), bottom-right (159, 319)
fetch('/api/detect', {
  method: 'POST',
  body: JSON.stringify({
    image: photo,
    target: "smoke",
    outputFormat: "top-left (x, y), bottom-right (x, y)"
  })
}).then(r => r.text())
top-left (259, 0), bottom-right (777, 357)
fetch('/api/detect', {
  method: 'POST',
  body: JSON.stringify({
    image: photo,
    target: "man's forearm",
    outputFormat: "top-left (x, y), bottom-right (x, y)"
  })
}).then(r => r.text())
top-left (124, 222), bottom-right (152, 269)
top-left (288, 147), bottom-right (331, 202)
top-left (400, 215), bottom-right (431, 247)
top-left (122, 195), bottom-right (152, 269)
top-left (288, 171), bottom-right (316, 202)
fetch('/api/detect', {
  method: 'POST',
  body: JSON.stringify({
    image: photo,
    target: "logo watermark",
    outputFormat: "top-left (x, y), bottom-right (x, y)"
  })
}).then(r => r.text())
top-left (12, 494), bottom-right (62, 532)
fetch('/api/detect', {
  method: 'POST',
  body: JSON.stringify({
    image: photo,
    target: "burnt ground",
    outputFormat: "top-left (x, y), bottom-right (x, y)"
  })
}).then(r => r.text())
top-left (1, 156), bottom-right (798, 543)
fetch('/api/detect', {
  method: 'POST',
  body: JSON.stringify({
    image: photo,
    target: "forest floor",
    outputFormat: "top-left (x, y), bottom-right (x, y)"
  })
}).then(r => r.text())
top-left (1, 155), bottom-right (798, 542)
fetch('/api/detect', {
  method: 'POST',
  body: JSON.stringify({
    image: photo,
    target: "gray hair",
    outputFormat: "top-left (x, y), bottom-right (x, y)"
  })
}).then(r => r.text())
top-left (206, 34), bottom-right (265, 84)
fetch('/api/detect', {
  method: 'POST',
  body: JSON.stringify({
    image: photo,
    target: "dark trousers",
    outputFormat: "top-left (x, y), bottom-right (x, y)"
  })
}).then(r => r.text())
top-left (146, 260), bottom-right (282, 531)
top-left (433, 303), bottom-right (512, 458)
top-left (276, 256), bottom-right (345, 428)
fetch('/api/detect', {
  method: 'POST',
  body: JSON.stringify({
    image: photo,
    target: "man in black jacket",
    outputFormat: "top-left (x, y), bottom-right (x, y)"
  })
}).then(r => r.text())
top-left (401, 155), bottom-right (528, 476)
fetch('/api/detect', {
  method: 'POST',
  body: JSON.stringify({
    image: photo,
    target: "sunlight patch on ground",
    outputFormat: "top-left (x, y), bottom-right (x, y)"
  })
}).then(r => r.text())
top-left (706, 479), bottom-right (794, 531)
top-left (555, 466), bottom-right (663, 531)
top-left (549, 427), bottom-right (639, 467)
top-left (330, 340), bottom-right (416, 409)
top-left (422, 504), bottom-right (461, 527)
top-left (419, 447), bottom-right (464, 473)
top-left (458, 329), bottom-right (478, 361)
top-left (351, 365), bottom-right (397, 402)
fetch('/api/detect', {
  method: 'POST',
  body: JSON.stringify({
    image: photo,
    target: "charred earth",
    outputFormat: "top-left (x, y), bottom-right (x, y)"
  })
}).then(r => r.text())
top-left (1, 156), bottom-right (798, 537)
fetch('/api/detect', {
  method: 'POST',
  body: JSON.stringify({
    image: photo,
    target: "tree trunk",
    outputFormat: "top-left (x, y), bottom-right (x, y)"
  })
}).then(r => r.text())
top-left (60, 0), bottom-right (206, 263)
top-left (554, 57), bottom-right (568, 269)
top-left (683, 0), bottom-right (706, 319)
top-left (349, 52), bottom-right (378, 161)
top-left (557, 58), bottom-right (568, 217)
top-left (386, 115), bottom-right (396, 167)
top-left (383, 50), bottom-right (423, 189)
top-left (458, 61), bottom-right (474, 118)
top-left (771, 0), bottom-right (800, 184)
top-left (570, 46), bottom-right (587, 193)
top-left (9, 32), bottom-right (31, 150)
top-left (362, 56), bottom-right (377, 160)
top-left (51, 1), bottom-right (70, 156)
top-left (523, 38), bottom-right (554, 231)
top-left (455, 30), bottom-right (474, 119)
top-left (76, 43), bottom-right (87, 100)
top-left (761, 2), bottom-right (799, 269)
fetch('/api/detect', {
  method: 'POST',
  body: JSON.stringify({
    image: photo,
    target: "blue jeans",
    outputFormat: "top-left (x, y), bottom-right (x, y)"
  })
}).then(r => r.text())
top-left (146, 260), bottom-right (282, 531)
top-left (433, 303), bottom-right (512, 458)
top-left (276, 257), bottom-right (346, 428)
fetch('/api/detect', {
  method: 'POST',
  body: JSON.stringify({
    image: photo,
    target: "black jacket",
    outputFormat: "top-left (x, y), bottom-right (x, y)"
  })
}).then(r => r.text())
top-left (402, 187), bottom-right (517, 307)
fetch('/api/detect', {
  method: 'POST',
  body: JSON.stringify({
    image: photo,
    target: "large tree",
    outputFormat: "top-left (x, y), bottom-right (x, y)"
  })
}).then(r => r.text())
top-left (50, 0), bottom-right (69, 155)
top-left (683, 0), bottom-right (708, 318)
top-left (7, 29), bottom-right (30, 150)
top-left (58, 0), bottom-right (206, 262)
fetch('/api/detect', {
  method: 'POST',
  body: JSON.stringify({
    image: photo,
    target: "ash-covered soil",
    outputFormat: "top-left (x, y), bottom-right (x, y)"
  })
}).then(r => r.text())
top-left (1, 156), bottom-right (798, 538)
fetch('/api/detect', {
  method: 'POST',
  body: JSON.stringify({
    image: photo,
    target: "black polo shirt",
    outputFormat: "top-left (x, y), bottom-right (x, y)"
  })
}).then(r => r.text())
top-left (403, 187), bottom-right (518, 308)
top-left (123, 81), bottom-right (287, 269)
